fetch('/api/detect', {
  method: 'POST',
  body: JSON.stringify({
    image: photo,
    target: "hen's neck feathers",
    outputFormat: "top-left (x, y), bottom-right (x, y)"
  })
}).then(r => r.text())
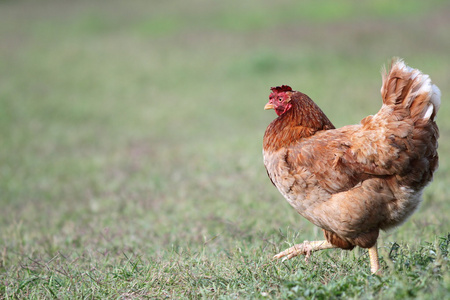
top-left (263, 92), bottom-right (335, 152)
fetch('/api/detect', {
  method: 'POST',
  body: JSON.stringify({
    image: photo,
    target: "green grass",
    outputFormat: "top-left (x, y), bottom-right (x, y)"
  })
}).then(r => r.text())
top-left (1, 0), bottom-right (450, 298)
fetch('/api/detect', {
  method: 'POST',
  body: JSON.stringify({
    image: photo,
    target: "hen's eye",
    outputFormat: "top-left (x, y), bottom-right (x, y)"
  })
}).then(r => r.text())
top-left (278, 98), bottom-right (282, 102)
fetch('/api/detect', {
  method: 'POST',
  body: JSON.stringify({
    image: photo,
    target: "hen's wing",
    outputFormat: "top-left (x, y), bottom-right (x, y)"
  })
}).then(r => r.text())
top-left (283, 124), bottom-right (386, 195)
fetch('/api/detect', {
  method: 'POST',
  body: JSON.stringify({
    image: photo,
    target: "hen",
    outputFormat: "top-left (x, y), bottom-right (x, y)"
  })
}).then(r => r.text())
top-left (263, 59), bottom-right (440, 274)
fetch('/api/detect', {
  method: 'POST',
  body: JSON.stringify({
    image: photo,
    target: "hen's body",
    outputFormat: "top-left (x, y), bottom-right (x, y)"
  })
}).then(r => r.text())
top-left (263, 59), bottom-right (440, 272)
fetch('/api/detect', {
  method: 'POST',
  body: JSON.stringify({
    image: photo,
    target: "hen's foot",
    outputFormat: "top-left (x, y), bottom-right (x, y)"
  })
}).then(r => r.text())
top-left (273, 240), bottom-right (336, 262)
top-left (368, 243), bottom-right (382, 275)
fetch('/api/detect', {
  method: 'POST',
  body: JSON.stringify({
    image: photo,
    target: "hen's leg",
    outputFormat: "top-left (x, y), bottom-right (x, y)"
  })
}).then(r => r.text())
top-left (368, 243), bottom-right (381, 275)
top-left (273, 240), bottom-right (337, 261)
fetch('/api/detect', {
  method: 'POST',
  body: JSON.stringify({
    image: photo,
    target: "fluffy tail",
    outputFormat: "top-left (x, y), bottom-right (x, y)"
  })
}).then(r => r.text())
top-left (381, 58), bottom-right (441, 122)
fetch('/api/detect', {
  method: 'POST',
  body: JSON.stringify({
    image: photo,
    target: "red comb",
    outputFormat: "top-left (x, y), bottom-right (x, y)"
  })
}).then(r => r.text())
top-left (270, 85), bottom-right (292, 93)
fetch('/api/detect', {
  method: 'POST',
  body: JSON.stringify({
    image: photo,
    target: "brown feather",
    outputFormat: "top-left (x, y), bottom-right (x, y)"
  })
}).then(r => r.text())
top-left (263, 59), bottom-right (440, 250)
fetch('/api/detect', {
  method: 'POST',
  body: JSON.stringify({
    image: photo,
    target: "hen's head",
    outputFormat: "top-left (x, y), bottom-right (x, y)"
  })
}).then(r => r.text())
top-left (265, 85), bottom-right (294, 116)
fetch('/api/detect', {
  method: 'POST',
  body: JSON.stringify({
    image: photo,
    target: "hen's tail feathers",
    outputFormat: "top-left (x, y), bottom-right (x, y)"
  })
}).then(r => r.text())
top-left (381, 58), bottom-right (441, 122)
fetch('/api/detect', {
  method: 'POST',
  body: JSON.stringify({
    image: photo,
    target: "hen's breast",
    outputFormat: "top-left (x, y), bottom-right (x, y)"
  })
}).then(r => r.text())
top-left (263, 148), bottom-right (332, 220)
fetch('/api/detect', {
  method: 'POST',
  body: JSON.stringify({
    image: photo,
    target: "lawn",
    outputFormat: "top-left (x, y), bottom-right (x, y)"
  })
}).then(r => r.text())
top-left (1, 0), bottom-right (449, 298)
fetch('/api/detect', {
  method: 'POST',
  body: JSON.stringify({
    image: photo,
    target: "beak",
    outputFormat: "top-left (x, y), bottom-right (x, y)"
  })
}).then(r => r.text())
top-left (264, 102), bottom-right (274, 110)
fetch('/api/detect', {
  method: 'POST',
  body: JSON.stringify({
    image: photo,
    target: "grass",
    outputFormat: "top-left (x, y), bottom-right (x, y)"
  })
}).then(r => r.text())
top-left (1, 0), bottom-right (450, 298)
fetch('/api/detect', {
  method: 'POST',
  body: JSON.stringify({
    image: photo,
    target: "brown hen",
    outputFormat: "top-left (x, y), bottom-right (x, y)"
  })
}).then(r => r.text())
top-left (263, 59), bottom-right (440, 274)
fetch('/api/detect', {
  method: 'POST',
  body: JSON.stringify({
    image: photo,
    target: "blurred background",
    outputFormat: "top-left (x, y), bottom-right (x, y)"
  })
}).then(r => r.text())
top-left (1, 0), bottom-right (449, 296)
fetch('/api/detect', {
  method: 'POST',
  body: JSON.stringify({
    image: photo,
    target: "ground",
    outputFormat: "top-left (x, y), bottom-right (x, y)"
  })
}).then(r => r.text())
top-left (1, 0), bottom-right (449, 298)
